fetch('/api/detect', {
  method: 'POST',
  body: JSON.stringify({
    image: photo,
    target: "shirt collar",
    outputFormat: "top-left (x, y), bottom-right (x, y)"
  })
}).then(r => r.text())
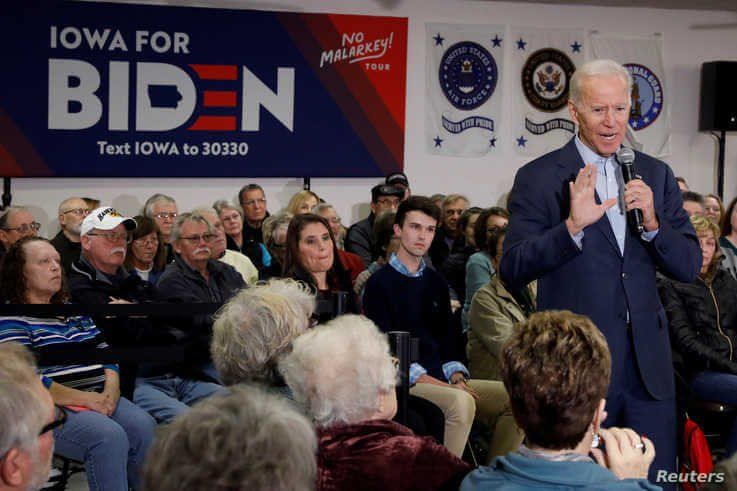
top-left (574, 134), bottom-right (614, 167)
top-left (388, 252), bottom-right (426, 278)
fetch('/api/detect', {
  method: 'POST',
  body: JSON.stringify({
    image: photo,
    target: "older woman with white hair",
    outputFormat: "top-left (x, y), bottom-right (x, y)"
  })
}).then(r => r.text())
top-left (279, 315), bottom-right (471, 491)
top-left (210, 278), bottom-right (315, 391)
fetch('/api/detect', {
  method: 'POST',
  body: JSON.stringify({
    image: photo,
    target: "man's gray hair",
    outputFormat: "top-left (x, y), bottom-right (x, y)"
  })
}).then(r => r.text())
top-left (211, 279), bottom-right (315, 385)
top-left (170, 212), bottom-right (212, 243)
top-left (279, 314), bottom-right (397, 427)
top-left (569, 59), bottom-right (632, 106)
top-left (0, 343), bottom-right (46, 456)
top-left (311, 202), bottom-right (334, 215)
top-left (143, 193), bottom-right (177, 218)
top-left (143, 385), bottom-right (317, 491)
top-left (262, 212), bottom-right (293, 245)
top-left (212, 199), bottom-right (243, 218)
top-left (0, 206), bottom-right (29, 230)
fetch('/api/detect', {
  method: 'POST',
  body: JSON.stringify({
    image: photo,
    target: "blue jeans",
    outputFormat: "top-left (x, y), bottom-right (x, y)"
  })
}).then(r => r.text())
top-left (133, 375), bottom-right (223, 423)
top-left (690, 370), bottom-right (737, 456)
top-left (53, 397), bottom-right (155, 491)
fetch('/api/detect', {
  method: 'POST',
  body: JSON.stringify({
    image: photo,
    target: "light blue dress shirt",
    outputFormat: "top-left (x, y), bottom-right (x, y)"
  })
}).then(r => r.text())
top-left (570, 135), bottom-right (658, 251)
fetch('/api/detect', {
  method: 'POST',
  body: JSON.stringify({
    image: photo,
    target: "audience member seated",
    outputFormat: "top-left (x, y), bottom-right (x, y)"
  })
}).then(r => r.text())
top-left (211, 279), bottom-right (314, 394)
top-left (279, 315), bottom-right (472, 491)
top-left (50, 197), bottom-right (89, 275)
top-left (0, 342), bottom-right (55, 491)
top-left (196, 207), bottom-right (258, 285)
top-left (143, 385), bottom-right (317, 491)
top-left (659, 215), bottom-right (737, 456)
top-left (286, 190), bottom-right (320, 215)
top-left (461, 310), bottom-right (658, 490)
top-left (235, 184), bottom-right (273, 271)
top-left (364, 196), bottom-right (522, 459)
top-left (124, 215), bottom-right (166, 285)
top-left (461, 207), bottom-right (510, 332)
top-left (441, 207), bottom-right (483, 305)
top-left (0, 237), bottom-right (156, 490)
top-left (353, 211), bottom-right (398, 301)
top-left (0, 206), bottom-right (39, 264)
top-left (682, 190), bottom-right (705, 218)
top-left (82, 197), bottom-right (100, 212)
top-left (69, 207), bottom-right (222, 423)
top-left (261, 211), bottom-right (292, 277)
top-left (719, 196), bottom-right (737, 279)
top-left (430, 193), bottom-right (446, 210)
top-left (283, 214), bottom-right (357, 314)
top-left (704, 193), bottom-right (724, 227)
top-left (467, 226), bottom-right (536, 380)
top-left (143, 193), bottom-right (178, 264)
top-left (676, 176), bottom-right (689, 192)
top-left (345, 184), bottom-right (403, 267)
top-left (429, 194), bottom-right (469, 269)
top-left (385, 171), bottom-right (411, 201)
top-left (314, 202), bottom-right (364, 283)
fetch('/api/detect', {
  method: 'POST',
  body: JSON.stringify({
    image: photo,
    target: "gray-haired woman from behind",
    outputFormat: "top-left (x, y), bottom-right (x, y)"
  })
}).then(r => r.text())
top-left (279, 314), bottom-right (472, 491)
top-left (210, 278), bottom-right (315, 392)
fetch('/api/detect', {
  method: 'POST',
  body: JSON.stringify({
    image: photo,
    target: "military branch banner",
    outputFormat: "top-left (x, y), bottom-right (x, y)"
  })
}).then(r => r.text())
top-left (0, 1), bottom-right (407, 177)
top-left (510, 27), bottom-right (585, 157)
top-left (425, 23), bottom-right (505, 157)
top-left (590, 33), bottom-right (670, 158)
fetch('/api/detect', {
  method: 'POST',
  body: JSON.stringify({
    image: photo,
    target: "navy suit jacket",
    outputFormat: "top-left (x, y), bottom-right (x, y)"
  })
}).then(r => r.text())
top-left (499, 138), bottom-right (701, 400)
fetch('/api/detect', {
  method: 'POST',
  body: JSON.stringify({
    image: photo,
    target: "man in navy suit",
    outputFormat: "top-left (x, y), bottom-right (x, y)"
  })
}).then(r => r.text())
top-left (499, 59), bottom-right (701, 485)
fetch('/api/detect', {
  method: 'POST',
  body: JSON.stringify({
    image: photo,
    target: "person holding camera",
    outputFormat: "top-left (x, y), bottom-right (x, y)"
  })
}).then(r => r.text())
top-left (462, 310), bottom-right (658, 490)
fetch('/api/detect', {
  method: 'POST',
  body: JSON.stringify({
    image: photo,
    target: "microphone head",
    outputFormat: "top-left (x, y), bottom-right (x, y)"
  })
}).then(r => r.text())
top-left (616, 147), bottom-right (635, 165)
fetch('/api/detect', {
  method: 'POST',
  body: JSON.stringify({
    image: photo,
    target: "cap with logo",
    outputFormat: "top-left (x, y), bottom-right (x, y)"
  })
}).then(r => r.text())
top-left (371, 184), bottom-right (405, 203)
top-left (385, 172), bottom-right (409, 189)
top-left (81, 207), bottom-right (137, 237)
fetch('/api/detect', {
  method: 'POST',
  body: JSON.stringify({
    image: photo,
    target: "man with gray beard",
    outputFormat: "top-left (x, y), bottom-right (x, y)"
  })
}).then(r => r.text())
top-left (50, 197), bottom-right (90, 275)
top-left (68, 207), bottom-right (223, 423)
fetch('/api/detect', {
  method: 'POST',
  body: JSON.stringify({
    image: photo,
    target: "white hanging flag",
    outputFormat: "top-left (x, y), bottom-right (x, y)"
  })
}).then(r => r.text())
top-left (590, 33), bottom-right (670, 158)
top-left (510, 27), bottom-right (585, 157)
top-left (425, 23), bottom-right (505, 157)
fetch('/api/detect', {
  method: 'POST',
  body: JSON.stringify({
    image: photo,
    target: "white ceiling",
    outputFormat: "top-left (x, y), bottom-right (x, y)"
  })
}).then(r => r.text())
top-left (477, 0), bottom-right (737, 12)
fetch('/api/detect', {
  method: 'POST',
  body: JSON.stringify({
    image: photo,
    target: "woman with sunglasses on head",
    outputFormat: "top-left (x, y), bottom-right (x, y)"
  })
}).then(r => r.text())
top-left (0, 236), bottom-right (156, 491)
top-left (124, 215), bottom-right (167, 285)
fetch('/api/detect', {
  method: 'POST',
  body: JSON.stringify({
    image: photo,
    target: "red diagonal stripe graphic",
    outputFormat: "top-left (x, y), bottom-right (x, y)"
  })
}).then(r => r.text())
top-left (189, 64), bottom-right (238, 80)
top-left (188, 116), bottom-right (237, 131)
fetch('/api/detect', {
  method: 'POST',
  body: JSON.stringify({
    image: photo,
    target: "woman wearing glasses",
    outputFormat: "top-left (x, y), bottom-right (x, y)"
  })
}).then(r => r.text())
top-left (0, 236), bottom-right (156, 491)
top-left (124, 216), bottom-right (167, 285)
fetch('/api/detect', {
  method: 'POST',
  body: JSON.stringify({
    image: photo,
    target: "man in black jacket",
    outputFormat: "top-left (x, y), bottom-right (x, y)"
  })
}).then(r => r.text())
top-left (345, 184), bottom-right (404, 267)
top-left (157, 212), bottom-right (246, 380)
top-left (69, 206), bottom-right (222, 423)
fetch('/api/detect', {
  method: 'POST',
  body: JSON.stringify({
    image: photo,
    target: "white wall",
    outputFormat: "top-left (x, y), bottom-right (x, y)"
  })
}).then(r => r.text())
top-left (11, 0), bottom-right (737, 236)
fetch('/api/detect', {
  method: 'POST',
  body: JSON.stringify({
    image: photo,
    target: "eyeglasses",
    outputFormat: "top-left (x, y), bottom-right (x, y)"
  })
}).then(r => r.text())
top-left (39, 405), bottom-right (67, 436)
top-left (2, 222), bottom-right (41, 234)
top-left (241, 198), bottom-right (266, 207)
top-left (133, 237), bottom-right (159, 247)
top-left (62, 208), bottom-right (90, 217)
top-left (154, 212), bottom-right (178, 220)
top-left (87, 231), bottom-right (131, 243)
top-left (377, 198), bottom-right (400, 207)
top-left (179, 234), bottom-right (216, 243)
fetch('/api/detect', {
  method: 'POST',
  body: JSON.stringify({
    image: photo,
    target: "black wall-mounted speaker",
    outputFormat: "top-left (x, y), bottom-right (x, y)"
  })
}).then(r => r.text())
top-left (700, 61), bottom-right (737, 132)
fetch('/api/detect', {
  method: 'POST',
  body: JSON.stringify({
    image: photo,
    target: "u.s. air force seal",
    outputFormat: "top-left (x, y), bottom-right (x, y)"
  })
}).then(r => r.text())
top-left (439, 41), bottom-right (497, 110)
top-left (522, 48), bottom-right (575, 112)
top-left (625, 63), bottom-right (663, 130)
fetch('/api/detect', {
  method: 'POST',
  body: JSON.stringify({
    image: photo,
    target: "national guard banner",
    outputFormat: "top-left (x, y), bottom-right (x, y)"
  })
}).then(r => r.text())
top-left (0, 1), bottom-right (407, 177)
top-left (425, 23), bottom-right (504, 157)
top-left (510, 27), bottom-right (585, 157)
top-left (590, 33), bottom-right (670, 158)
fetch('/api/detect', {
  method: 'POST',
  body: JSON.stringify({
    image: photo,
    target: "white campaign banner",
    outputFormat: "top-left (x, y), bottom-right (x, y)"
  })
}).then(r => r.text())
top-left (425, 23), bottom-right (505, 157)
top-left (590, 33), bottom-right (670, 158)
top-left (510, 27), bottom-right (585, 157)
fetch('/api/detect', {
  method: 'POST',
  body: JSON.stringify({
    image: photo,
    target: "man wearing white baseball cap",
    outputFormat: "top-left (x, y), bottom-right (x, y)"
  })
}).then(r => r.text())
top-left (69, 206), bottom-right (223, 423)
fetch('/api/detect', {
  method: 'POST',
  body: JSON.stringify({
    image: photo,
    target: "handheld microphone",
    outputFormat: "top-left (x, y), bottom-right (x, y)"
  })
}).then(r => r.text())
top-left (615, 147), bottom-right (644, 234)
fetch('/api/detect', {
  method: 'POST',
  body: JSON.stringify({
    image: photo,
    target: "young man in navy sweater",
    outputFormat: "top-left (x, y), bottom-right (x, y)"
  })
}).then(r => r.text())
top-left (363, 196), bottom-right (522, 460)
